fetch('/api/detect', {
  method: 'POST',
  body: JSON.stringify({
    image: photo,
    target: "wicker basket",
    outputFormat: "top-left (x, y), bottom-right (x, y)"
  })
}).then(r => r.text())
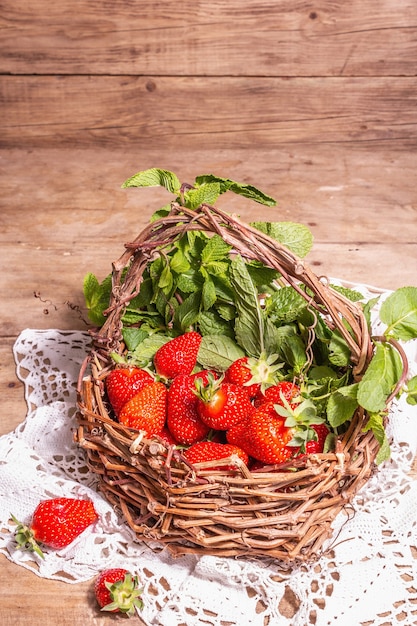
top-left (75, 200), bottom-right (384, 564)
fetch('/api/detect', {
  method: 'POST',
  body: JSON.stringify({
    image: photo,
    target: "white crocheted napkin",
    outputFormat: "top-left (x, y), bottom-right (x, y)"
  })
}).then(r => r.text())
top-left (1, 315), bottom-right (417, 625)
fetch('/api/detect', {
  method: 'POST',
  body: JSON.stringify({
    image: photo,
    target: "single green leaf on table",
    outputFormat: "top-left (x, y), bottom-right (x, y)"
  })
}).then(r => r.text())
top-left (250, 221), bottom-right (313, 258)
top-left (198, 335), bottom-right (245, 371)
top-left (229, 254), bottom-right (264, 357)
top-left (194, 174), bottom-right (277, 206)
top-left (379, 286), bottom-right (417, 341)
top-left (357, 342), bottom-right (403, 412)
top-left (121, 168), bottom-right (181, 194)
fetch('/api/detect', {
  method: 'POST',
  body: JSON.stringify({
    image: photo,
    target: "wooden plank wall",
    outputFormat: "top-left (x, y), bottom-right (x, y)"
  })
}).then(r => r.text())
top-left (1, 0), bottom-right (416, 149)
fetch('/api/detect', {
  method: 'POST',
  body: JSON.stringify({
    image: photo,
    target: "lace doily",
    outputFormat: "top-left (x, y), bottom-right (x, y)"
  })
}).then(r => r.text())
top-left (1, 287), bottom-right (417, 626)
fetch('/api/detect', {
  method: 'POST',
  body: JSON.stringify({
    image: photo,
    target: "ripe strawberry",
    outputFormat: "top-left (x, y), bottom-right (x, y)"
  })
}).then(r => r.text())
top-left (106, 366), bottom-right (154, 416)
top-left (167, 372), bottom-right (211, 445)
top-left (254, 381), bottom-right (300, 408)
top-left (94, 568), bottom-right (143, 616)
top-left (247, 402), bottom-right (296, 464)
top-left (12, 498), bottom-right (98, 558)
top-left (195, 376), bottom-right (254, 430)
top-left (228, 402), bottom-right (295, 465)
top-left (153, 331), bottom-right (202, 379)
top-left (305, 423), bottom-right (330, 454)
top-left (224, 357), bottom-right (260, 398)
top-left (118, 381), bottom-right (167, 436)
top-left (184, 441), bottom-right (249, 470)
top-left (224, 353), bottom-right (283, 398)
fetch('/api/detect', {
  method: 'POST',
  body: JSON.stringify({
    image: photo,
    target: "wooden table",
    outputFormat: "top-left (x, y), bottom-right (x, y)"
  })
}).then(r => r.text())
top-left (1, 145), bottom-right (416, 625)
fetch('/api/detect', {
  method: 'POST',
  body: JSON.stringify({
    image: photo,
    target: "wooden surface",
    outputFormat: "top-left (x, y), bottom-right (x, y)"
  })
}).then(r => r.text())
top-left (1, 1), bottom-right (416, 624)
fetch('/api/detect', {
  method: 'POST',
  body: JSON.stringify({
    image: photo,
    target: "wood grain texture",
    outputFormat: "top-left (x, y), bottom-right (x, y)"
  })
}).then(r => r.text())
top-left (2, 75), bottom-right (416, 148)
top-left (1, 0), bottom-right (416, 76)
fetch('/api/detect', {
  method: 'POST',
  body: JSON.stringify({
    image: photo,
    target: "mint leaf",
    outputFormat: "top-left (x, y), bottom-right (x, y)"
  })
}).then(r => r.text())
top-left (184, 182), bottom-right (221, 209)
top-left (327, 384), bottom-right (359, 428)
top-left (406, 375), bottom-right (417, 406)
top-left (201, 235), bottom-right (232, 264)
top-left (132, 334), bottom-right (171, 363)
top-left (122, 327), bottom-right (149, 351)
top-left (379, 286), bottom-right (417, 341)
top-left (194, 174), bottom-right (276, 206)
top-left (251, 221), bottom-right (313, 258)
top-left (198, 335), bottom-right (245, 371)
top-left (363, 412), bottom-right (391, 464)
top-left (229, 254), bottom-right (264, 357)
top-left (357, 342), bottom-right (403, 412)
top-left (122, 168), bottom-right (181, 193)
top-left (264, 287), bottom-right (308, 324)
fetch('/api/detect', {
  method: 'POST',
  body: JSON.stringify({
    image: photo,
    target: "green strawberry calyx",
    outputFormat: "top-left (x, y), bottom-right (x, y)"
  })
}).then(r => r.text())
top-left (10, 513), bottom-right (45, 559)
top-left (102, 572), bottom-right (144, 616)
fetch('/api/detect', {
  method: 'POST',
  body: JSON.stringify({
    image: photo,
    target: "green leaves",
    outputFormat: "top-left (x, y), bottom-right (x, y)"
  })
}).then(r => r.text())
top-left (379, 287), bottom-right (417, 340)
top-left (195, 174), bottom-right (277, 206)
top-left (357, 342), bottom-right (403, 413)
top-left (122, 168), bottom-right (181, 194)
top-left (229, 255), bottom-right (264, 358)
top-left (251, 221), bottom-right (313, 258)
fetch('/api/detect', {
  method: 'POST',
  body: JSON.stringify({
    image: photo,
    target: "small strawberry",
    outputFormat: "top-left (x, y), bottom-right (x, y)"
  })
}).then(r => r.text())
top-left (153, 331), bottom-right (202, 379)
top-left (106, 366), bottom-right (154, 416)
top-left (224, 353), bottom-right (283, 398)
top-left (118, 381), bottom-right (167, 436)
top-left (167, 372), bottom-right (211, 445)
top-left (304, 423), bottom-right (330, 454)
top-left (195, 375), bottom-right (254, 430)
top-left (184, 441), bottom-right (249, 470)
top-left (94, 568), bottom-right (144, 616)
top-left (254, 381), bottom-right (300, 408)
top-left (11, 497), bottom-right (98, 558)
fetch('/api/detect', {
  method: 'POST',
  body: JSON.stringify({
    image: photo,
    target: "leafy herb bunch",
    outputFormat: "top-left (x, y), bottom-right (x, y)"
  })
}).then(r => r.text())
top-left (84, 168), bottom-right (417, 464)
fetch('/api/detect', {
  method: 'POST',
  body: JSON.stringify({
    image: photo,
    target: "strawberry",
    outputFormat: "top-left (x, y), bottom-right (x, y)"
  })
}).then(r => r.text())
top-left (118, 381), bottom-right (167, 436)
top-left (224, 357), bottom-right (260, 398)
top-left (184, 441), bottom-right (249, 470)
top-left (106, 366), bottom-right (154, 416)
top-left (240, 401), bottom-right (295, 465)
top-left (166, 372), bottom-right (211, 445)
top-left (254, 381), bottom-right (300, 408)
top-left (153, 331), bottom-right (202, 379)
top-left (224, 353), bottom-right (283, 398)
top-left (12, 497), bottom-right (98, 558)
top-left (195, 376), bottom-right (254, 430)
top-left (227, 402), bottom-right (295, 465)
top-left (94, 568), bottom-right (143, 616)
top-left (304, 423), bottom-right (330, 454)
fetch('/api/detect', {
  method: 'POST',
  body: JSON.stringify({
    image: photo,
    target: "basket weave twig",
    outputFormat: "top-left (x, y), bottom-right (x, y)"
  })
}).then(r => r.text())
top-left (76, 201), bottom-right (381, 564)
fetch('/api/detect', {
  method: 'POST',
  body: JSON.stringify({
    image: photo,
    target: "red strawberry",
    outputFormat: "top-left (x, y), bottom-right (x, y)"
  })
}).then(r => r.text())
top-left (254, 381), bottom-right (300, 408)
top-left (94, 568), bottom-right (143, 616)
top-left (228, 402), bottom-right (295, 465)
top-left (184, 441), bottom-right (249, 470)
top-left (224, 353), bottom-right (283, 398)
top-left (195, 376), bottom-right (254, 430)
top-left (224, 357), bottom-right (260, 398)
top-left (305, 423), bottom-right (330, 454)
top-left (106, 367), bottom-right (154, 416)
top-left (167, 372), bottom-right (211, 445)
top-left (12, 498), bottom-right (98, 558)
top-left (118, 381), bottom-right (167, 436)
top-left (153, 331), bottom-right (202, 379)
